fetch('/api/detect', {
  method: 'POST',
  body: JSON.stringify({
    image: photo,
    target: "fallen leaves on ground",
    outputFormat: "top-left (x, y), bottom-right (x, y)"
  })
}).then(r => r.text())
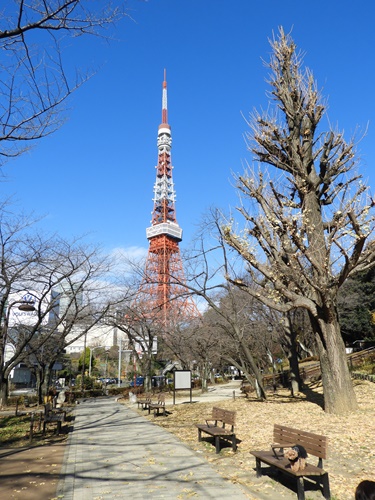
top-left (124, 380), bottom-right (375, 500)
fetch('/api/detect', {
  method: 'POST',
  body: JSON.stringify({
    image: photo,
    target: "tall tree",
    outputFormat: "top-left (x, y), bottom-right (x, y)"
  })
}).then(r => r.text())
top-left (0, 0), bottom-right (125, 165)
top-left (222, 28), bottom-right (375, 414)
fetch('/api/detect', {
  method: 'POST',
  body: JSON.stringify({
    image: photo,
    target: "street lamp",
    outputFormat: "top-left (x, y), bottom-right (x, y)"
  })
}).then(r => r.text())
top-left (117, 337), bottom-right (126, 388)
top-left (89, 346), bottom-right (104, 377)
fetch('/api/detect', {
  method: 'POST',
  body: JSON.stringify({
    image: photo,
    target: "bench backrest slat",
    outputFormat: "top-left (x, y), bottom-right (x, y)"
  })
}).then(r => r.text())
top-left (212, 407), bottom-right (236, 426)
top-left (274, 424), bottom-right (328, 459)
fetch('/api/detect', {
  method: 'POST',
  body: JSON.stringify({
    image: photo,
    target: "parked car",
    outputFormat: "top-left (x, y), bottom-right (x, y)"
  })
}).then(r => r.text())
top-left (130, 377), bottom-right (144, 387)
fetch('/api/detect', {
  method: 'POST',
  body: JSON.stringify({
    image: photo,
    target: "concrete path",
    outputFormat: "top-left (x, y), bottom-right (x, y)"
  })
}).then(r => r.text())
top-left (57, 396), bottom-right (251, 499)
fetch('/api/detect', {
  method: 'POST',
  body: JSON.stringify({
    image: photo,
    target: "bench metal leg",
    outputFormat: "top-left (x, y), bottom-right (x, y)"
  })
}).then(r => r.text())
top-left (231, 434), bottom-right (237, 452)
top-left (255, 457), bottom-right (262, 477)
top-left (322, 473), bottom-right (331, 499)
top-left (296, 477), bottom-right (305, 500)
top-left (197, 428), bottom-right (202, 442)
top-left (215, 436), bottom-right (221, 453)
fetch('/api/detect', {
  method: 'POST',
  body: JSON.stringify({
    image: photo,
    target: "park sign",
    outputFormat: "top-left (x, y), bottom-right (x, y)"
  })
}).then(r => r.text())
top-left (172, 370), bottom-right (192, 404)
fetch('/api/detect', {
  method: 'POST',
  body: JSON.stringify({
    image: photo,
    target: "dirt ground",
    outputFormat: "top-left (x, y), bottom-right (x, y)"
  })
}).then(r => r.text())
top-left (0, 379), bottom-right (374, 500)
top-left (0, 440), bottom-right (66, 500)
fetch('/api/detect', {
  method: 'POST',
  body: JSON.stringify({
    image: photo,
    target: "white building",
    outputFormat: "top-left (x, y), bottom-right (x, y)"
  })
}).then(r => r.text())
top-left (64, 323), bottom-right (128, 354)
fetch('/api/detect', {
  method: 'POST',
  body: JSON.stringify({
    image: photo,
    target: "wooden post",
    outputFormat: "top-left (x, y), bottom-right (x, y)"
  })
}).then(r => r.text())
top-left (38, 412), bottom-right (42, 431)
top-left (29, 413), bottom-right (34, 443)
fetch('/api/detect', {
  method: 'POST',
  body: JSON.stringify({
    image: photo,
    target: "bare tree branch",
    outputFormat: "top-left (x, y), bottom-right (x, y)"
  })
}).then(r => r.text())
top-left (0, 1), bottom-right (127, 165)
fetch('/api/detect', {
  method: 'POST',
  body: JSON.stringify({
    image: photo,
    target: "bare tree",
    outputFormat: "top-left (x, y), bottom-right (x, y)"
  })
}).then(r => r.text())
top-left (103, 301), bottom-right (161, 392)
top-left (0, 1), bottom-right (126, 165)
top-left (162, 319), bottom-right (220, 392)
top-left (0, 209), bottom-right (117, 404)
top-left (221, 28), bottom-right (375, 414)
top-left (181, 219), bottom-right (273, 399)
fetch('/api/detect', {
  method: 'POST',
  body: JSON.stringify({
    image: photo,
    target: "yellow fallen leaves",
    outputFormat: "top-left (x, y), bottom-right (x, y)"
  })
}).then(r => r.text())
top-left (128, 379), bottom-right (375, 500)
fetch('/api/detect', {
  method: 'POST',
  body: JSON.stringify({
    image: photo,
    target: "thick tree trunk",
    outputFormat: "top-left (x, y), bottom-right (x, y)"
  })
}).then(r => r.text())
top-left (304, 190), bottom-right (358, 414)
top-left (288, 342), bottom-right (303, 395)
top-left (0, 375), bottom-right (8, 407)
top-left (201, 362), bottom-right (211, 392)
top-left (36, 369), bottom-right (44, 405)
top-left (241, 341), bottom-right (267, 399)
top-left (283, 316), bottom-right (303, 395)
top-left (143, 356), bottom-right (152, 392)
top-left (312, 313), bottom-right (358, 414)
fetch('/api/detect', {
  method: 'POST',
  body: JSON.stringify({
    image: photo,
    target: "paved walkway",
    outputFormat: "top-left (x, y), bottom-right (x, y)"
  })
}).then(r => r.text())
top-left (57, 397), bottom-right (251, 499)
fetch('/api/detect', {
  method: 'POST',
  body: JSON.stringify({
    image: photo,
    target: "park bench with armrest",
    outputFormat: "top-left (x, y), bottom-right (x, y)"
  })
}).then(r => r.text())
top-left (137, 393), bottom-right (152, 410)
top-left (250, 424), bottom-right (330, 500)
top-left (148, 393), bottom-right (166, 417)
top-left (196, 407), bottom-right (237, 454)
top-left (42, 403), bottom-right (66, 435)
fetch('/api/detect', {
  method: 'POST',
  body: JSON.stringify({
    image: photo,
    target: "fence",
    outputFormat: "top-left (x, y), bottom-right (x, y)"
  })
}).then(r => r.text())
top-left (262, 346), bottom-right (375, 388)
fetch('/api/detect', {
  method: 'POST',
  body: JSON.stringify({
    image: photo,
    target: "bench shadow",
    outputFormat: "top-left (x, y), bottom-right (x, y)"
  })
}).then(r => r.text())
top-left (254, 464), bottom-right (326, 497)
top-left (198, 435), bottom-right (242, 452)
top-left (148, 409), bottom-right (172, 417)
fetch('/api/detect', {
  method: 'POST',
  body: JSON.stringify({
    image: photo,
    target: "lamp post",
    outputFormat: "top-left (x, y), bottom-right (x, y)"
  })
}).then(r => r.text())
top-left (89, 346), bottom-right (104, 377)
top-left (80, 333), bottom-right (87, 391)
top-left (117, 337), bottom-right (127, 387)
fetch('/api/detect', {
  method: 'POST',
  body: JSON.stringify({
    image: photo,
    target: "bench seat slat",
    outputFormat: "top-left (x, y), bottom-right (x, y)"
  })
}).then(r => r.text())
top-left (196, 424), bottom-right (234, 437)
top-left (251, 450), bottom-right (327, 477)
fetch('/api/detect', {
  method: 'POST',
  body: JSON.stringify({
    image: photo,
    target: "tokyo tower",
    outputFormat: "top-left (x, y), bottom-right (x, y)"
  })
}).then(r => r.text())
top-left (139, 71), bottom-right (199, 325)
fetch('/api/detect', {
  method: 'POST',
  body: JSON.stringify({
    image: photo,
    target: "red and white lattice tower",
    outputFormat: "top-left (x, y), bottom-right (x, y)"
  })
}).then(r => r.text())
top-left (138, 71), bottom-right (199, 325)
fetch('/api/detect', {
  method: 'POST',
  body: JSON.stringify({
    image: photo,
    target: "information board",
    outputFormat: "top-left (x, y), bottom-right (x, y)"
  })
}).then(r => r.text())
top-left (173, 370), bottom-right (192, 404)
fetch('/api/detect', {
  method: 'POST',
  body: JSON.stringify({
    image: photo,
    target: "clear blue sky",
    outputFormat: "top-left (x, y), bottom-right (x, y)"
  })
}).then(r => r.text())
top-left (2, 0), bottom-right (375, 261)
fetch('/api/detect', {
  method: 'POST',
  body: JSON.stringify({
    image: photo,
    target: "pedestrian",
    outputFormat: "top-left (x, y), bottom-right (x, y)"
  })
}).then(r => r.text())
top-left (355, 480), bottom-right (375, 500)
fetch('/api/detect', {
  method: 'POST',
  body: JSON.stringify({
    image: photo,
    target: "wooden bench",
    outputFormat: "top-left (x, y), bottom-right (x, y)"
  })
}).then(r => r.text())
top-left (250, 424), bottom-right (330, 500)
top-left (196, 407), bottom-right (237, 454)
top-left (137, 392), bottom-right (152, 410)
top-left (42, 403), bottom-right (66, 435)
top-left (148, 393), bottom-right (166, 417)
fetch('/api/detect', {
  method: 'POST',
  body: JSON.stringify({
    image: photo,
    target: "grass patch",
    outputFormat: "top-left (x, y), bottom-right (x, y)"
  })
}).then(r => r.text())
top-left (0, 414), bottom-right (31, 446)
top-left (0, 410), bottom-right (71, 448)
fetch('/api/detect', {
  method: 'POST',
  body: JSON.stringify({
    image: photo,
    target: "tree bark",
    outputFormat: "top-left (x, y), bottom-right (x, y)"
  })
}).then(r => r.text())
top-left (0, 374), bottom-right (8, 407)
top-left (240, 341), bottom-right (267, 399)
top-left (310, 312), bottom-right (358, 414)
top-left (283, 316), bottom-right (304, 394)
top-left (36, 369), bottom-right (44, 405)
